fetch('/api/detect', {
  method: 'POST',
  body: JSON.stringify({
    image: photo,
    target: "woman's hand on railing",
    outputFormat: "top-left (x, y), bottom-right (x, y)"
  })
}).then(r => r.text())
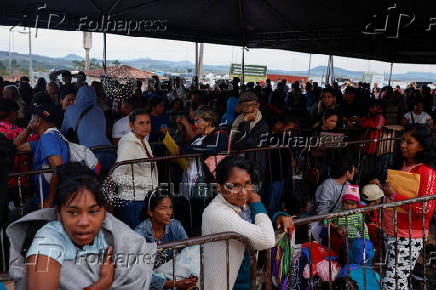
top-left (164, 276), bottom-right (198, 289)
top-left (275, 215), bottom-right (294, 233)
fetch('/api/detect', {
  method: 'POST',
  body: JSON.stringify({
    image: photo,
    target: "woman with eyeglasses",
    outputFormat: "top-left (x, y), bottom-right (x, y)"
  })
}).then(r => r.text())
top-left (202, 156), bottom-right (288, 290)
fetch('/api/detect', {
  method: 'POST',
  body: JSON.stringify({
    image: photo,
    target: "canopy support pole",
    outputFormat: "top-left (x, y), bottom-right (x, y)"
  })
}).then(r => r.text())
top-left (103, 32), bottom-right (107, 73)
top-left (325, 54), bottom-right (335, 85)
top-left (195, 42), bottom-right (199, 86)
top-left (307, 53), bottom-right (312, 80)
top-left (198, 43), bottom-right (204, 80)
top-left (241, 46), bottom-right (245, 84)
top-left (8, 27), bottom-right (13, 77)
top-left (388, 62), bottom-right (393, 86)
top-left (28, 28), bottom-right (33, 86)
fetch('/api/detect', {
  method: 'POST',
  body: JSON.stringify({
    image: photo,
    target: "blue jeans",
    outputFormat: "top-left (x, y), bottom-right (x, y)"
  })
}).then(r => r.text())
top-left (93, 149), bottom-right (116, 175)
top-left (114, 200), bottom-right (146, 229)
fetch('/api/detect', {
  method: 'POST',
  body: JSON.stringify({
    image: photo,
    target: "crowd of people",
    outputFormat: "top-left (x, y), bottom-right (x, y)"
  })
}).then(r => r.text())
top-left (1, 71), bottom-right (436, 289)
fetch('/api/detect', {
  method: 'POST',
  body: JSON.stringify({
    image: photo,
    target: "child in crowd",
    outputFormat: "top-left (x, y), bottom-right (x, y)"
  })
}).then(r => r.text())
top-left (361, 184), bottom-right (385, 265)
top-left (361, 184), bottom-right (384, 217)
top-left (367, 177), bottom-right (382, 189)
top-left (329, 185), bottom-right (369, 257)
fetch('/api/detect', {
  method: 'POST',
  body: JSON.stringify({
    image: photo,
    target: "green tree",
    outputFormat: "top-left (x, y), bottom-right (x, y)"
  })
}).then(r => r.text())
top-left (112, 59), bottom-right (120, 66)
top-left (0, 62), bottom-right (7, 75)
top-left (10, 59), bottom-right (19, 75)
top-left (72, 60), bottom-right (85, 71)
top-left (90, 58), bottom-right (102, 70)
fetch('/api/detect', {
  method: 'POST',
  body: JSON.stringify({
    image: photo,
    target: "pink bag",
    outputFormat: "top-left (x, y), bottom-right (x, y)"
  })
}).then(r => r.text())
top-left (204, 130), bottom-right (230, 178)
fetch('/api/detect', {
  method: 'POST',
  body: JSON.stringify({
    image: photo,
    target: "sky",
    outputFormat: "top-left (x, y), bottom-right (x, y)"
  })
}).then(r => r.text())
top-left (1, 25), bottom-right (436, 75)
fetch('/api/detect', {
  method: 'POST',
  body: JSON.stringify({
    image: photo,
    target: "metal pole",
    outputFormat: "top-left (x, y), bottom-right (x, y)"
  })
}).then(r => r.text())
top-left (198, 43), bottom-right (204, 80)
top-left (388, 62), bottom-right (393, 86)
top-left (330, 55), bottom-right (335, 84)
top-left (195, 42), bottom-right (198, 79)
top-left (103, 32), bottom-right (107, 73)
top-left (307, 53), bottom-right (312, 80)
top-left (28, 28), bottom-right (33, 86)
top-left (8, 28), bottom-right (13, 77)
top-left (241, 46), bottom-right (245, 84)
top-left (325, 55), bottom-right (330, 85)
top-left (85, 49), bottom-right (90, 71)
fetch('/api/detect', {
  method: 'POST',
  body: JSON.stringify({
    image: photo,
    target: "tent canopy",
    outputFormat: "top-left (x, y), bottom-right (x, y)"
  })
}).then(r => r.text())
top-left (2, 0), bottom-right (436, 64)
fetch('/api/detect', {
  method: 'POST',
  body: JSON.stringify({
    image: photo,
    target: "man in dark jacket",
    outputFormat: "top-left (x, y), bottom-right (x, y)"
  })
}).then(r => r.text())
top-left (230, 92), bottom-right (269, 181)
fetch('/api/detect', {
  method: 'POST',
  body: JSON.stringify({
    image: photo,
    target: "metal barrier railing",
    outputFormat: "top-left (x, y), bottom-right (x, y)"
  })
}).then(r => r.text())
top-left (157, 231), bottom-right (257, 290)
top-left (292, 194), bottom-right (436, 290)
top-left (7, 133), bottom-right (436, 289)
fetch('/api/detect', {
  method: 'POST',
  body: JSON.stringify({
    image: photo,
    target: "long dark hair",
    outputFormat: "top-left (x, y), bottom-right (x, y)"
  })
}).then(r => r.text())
top-left (54, 162), bottom-right (105, 208)
top-left (215, 156), bottom-right (258, 185)
top-left (392, 124), bottom-right (436, 170)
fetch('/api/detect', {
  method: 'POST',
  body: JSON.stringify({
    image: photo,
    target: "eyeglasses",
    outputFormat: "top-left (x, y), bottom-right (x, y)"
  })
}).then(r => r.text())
top-left (194, 118), bottom-right (206, 124)
top-left (223, 183), bottom-right (255, 194)
top-left (240, 102), bottom-right (257, 108)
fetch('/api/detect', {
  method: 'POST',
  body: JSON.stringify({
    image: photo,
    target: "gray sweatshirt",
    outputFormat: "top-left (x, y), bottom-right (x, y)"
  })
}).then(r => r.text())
top-left (314, 179), bottom-right (348, 215)
top-left (7, 208), bottom-right (156, 290)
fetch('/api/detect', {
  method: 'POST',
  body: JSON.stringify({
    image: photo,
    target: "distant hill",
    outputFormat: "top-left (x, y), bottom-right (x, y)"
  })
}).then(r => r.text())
top-left (64, 54), bottom-right (84, 60)
top-left (1, 51), bottom-right (435, 82)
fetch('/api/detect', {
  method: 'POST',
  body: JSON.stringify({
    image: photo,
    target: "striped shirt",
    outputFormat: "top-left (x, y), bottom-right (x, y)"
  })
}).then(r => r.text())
top-left (332, 212), bottom-right (369, 239)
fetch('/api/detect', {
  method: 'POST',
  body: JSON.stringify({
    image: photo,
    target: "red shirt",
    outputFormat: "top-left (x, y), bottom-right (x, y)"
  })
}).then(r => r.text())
top-left (382, 163), bottom-right (436, 238)
top-left (360, 113), bottom-right (385, 154)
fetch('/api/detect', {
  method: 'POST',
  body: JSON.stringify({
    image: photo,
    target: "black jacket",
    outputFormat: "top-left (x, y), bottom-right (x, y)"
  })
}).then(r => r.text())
top-left (230, 117), bottom-right (269, 182)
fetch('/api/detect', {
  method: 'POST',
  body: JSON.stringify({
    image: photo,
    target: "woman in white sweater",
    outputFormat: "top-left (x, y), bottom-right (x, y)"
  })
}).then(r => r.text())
top-left (202, 156), bottom-right (276, 290)
top-left (112, 109), bottom-right (158, 229)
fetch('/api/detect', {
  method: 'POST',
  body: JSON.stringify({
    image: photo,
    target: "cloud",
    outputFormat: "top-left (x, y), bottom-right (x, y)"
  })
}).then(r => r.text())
top-left (1, 25), bottom-right (435, 75)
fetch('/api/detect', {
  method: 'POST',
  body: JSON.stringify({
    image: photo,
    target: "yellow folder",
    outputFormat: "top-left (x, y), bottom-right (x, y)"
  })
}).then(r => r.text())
top-left (386, 169), bottom-right (421, 212)
top-left (163, 132), bottom-right (188, 171)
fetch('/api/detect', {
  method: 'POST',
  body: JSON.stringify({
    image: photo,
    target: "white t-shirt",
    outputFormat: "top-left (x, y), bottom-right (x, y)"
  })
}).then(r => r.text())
top-left (112, 116), bottom-right (130, 139)
top-left (404, 111), bottom-right (432, 124)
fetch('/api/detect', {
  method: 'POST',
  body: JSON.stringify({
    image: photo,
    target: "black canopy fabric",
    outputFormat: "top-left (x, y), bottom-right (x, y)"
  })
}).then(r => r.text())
top-left (2, 0), bottom-right (436, 64)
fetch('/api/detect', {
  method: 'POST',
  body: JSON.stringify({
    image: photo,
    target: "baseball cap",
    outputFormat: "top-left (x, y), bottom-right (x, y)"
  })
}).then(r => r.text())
top-left (361, 184), bottom-right (384, 202)
top-left (32, 104), bottom-right (60, 125)
top-left (60, 86), bottom-right (76, 100)
top-left (32, 91), bottom-right (53, 107)
top-left (20, 76), bottom-right (30, 83)
top-left (344, 86), bottom-right (356, 94)
top-left (61, 70), bottom-right (72, 77)
top-left (239, 92), bottom-right (258, 104)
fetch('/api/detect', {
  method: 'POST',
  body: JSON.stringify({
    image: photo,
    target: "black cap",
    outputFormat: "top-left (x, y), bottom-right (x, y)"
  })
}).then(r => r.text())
top-left (32, 91), bottom-right (53, 107)
top-left (61, 70), bottom-right (72, 77)
top-left (344, 86), bottom-right (356, 94)
top-left (60, 86), bottom-right (76, 99)
top-left (32, 104), bottom-right (60, 125)
top-left (0, 99), bottom-right (19, 112)
top-left (20, 76), bottom-right (30, 83)
top-left (239, 92), bottom-right (259, 103)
